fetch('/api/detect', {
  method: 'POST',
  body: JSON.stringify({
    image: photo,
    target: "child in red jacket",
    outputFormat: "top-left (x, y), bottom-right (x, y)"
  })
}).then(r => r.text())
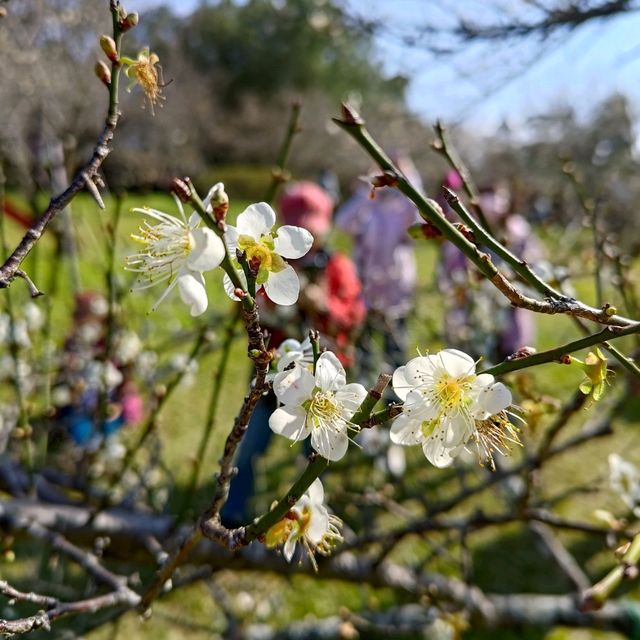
top-left (277, 181), bottom-right (365, 366)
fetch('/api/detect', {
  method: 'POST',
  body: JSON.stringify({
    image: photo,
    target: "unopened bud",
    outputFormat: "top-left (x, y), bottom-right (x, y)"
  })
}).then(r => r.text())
top-left (505, 346), bottom-right (537, 361)
top-left (603, 303), bottom-right (617, 317)
top-left (95, 60), bottom-right (111, 86)
top-left (408, 222), bottom-right (442, 240)
top-left (205, 182), bottom-right (229, 222)
top-left (371, 171), bottom-right (398, 189)
top-left (339, 102), bottom-right (364, 126)
top-left (100, 35), bottom-right (118, 62)
top-left (560, 355), bottom-right (572, 365)
top-left (0, 7), bottom-right (7, 18)
top-left (454, 222), bottom-right (477, 244)
top-left (170, 177), bottom-right (192, 203)
top-left (120, 12), bottom-right (139, 32)
top-left (234, 288), bottom-right (247, 300)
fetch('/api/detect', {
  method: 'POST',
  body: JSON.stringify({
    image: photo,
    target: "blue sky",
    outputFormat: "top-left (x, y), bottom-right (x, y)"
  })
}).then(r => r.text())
top-left (130, 0), bottom-right (640, 133)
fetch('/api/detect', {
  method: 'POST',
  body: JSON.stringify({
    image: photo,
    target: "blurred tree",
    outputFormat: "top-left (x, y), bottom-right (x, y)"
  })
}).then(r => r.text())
top-left (179, 0), bottom-right (407, 106)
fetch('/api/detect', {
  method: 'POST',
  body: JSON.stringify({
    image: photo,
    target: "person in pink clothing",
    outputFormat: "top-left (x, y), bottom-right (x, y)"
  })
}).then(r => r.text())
top-left (437, 176), bottom-right (541, 362)
top-left (335, 151), bottom-right (422, 379)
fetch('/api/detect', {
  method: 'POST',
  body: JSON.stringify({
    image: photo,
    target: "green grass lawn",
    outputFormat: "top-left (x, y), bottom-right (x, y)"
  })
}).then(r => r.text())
top-left (2, 190), bottom-right (638, 639)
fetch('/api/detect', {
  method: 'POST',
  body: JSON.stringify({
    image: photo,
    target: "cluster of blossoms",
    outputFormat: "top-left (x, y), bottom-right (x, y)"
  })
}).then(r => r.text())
top-left (390, 349), bottom-right (519, 469)
top-left (125, 188), bottom-right (528, 570)
top-left (264, 478), bottom-right (343, 571)
top-left (125, 188), bottom-right (313, 315)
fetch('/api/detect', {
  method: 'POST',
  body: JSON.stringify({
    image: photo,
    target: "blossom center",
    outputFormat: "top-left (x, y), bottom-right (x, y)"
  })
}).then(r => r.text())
top-left (297, 504), bottom-right (313, 535)
top-left (306, 391), bottom-right (341, 430)
top-left (239, 235), bottom-right (274, 268)
top-left (434, 373), bottom-right (473, 411)
top-left (237, 234), bottom-right (286, 279)
top-left (131, 52), bottom-right (163, 112)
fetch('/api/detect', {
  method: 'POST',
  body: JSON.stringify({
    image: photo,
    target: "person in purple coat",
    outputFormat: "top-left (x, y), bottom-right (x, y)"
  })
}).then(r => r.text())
top-left (335, 151), bottom-right (422, 380)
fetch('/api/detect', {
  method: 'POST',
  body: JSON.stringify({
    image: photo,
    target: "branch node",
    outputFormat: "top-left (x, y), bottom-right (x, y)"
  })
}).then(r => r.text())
top-left (82, 171), bottom-right (106, 209)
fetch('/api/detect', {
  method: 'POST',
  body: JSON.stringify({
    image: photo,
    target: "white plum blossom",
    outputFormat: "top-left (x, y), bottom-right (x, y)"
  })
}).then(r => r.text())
top-left (126, 199), bottom-right (225, 316)
top-left (265, 478), bottom-right (343, 570)
top-left (609, 453), bottom-right (640, 516)
top-left (269, 351), bottom-right (367, 461)
top-left (390, 349), bottom-right (512, 468)
top-left (275, 337), bottom-right (314, 372)
top-left (223, 202), bottom-right (313, 305)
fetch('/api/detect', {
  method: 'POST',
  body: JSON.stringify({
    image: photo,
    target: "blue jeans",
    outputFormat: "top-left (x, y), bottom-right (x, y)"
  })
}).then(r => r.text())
top-left (221, 392), bottom-right (277, 527)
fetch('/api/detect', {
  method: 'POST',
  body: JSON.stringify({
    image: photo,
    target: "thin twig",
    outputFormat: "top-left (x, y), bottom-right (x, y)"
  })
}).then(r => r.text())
top-left (0, 1), bottom-right (125, 290)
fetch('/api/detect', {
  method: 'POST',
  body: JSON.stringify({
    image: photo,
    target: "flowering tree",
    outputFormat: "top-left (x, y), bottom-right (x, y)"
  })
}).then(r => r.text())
top-left (2, 2), bottom-right (640, 638)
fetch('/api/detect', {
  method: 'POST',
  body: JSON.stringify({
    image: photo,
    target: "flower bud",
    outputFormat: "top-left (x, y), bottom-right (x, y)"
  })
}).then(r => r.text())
top-left (0, 7), bottom-right (7, 18)
top-left (120, 12), bottom-right (139, 32)
top-left (205, 182), bottom-right (229, 222)
top-left (339, 102), bottom-right (364, 126)
top-left (170, 177), bottom-right (192, 203)
top-left (95, 60), bottom-right (111, 87)
top-left (100, 35), bottom-right (118, 62)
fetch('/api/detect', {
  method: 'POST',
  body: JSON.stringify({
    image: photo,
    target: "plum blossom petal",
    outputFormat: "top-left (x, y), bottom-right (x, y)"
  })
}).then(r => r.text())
top-left (263, 264), bottom-right (300, 305)
top-left (335, 383), bottom-right (368, 413)
top-left (273, 365), bottom-right (316, 406)
top-left (311, 426), bottom-right (348, 462)
top-left (389, 414), bottom-right (423, 446)
top-left (274, 225), bottom-right (314, 259)
top-left (188, 227), bottom-right (226, 272)
top-left (306, 477), bottom-right (325, 505)
top-left (236, 202), bottom-right (276, 239)
top-left (403, 356), bottom-right (437, 386)
top-left (177, 271), bottom-right (208, 316)
top-left (223, 270), bottom-right (247, 301)
top-left (475, 381), bottom-right (512, 417)
top-left (269, 406), bottom-right (311, 441)
top-left (315, 352), bottom-right (347, 392)
top-left (392, 365), bottom-right (412, 401)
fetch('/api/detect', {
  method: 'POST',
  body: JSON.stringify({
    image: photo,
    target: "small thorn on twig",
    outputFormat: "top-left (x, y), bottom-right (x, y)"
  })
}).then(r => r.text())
top-left (442, 186), bottom-right (458, 205)
top-left (82, 172), bottom-right (105, 209)
top-left (15, 270), bottom-right (43, 298)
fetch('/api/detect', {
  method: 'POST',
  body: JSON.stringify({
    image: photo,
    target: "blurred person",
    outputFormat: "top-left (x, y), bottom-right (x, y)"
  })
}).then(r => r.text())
top-left (437, 177), bottom-right (542, 363)
top-left (50, 291), bottom-right (143, 456)
top-left (222, 182), bottom-right (365, 527)
top-left (335, 151), bottom-right (422, 382)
